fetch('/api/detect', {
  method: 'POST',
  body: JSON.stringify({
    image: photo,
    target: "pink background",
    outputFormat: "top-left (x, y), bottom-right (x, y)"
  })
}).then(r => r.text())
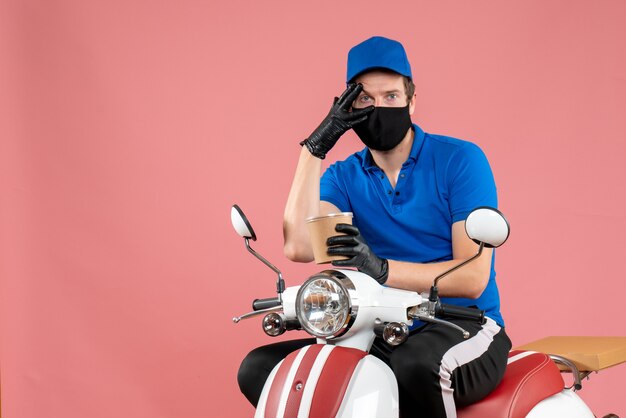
top-left (1, 1), bottom-right (625, 416)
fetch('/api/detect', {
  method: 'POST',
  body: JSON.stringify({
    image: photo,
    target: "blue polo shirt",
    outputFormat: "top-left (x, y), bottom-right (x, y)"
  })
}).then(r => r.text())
top-left (320, 124), bottom-right (504, 327)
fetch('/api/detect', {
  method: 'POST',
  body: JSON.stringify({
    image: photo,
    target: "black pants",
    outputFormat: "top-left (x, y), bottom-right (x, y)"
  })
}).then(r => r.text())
top-left (238, 317), bottom-right (511, 418)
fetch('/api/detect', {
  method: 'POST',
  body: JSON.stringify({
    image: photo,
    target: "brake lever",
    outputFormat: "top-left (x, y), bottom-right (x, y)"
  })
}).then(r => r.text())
top-left (408, 309), bottom-right (470, 339)
top-left (233, 305), bottom-right (283, 323)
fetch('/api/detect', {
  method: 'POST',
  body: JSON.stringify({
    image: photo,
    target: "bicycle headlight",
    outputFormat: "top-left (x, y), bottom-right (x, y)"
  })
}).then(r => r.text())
top-left (295, 271), bottom-right (357, 338)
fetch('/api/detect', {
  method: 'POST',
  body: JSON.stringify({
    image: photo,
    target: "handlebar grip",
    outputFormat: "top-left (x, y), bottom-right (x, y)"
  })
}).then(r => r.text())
top-left (436, 304), bottom-right (486, 324)
top-left (252, 297), bottom-right (281, 311)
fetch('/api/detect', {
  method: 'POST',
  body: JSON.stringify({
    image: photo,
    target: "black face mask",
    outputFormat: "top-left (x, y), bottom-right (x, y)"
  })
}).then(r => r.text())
top-left (352, 105), bottom-right (412, 151)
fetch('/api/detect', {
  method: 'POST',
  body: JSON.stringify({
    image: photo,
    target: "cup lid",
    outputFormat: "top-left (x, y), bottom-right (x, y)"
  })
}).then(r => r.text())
top-left (305, 212), bottom-right (353, 223)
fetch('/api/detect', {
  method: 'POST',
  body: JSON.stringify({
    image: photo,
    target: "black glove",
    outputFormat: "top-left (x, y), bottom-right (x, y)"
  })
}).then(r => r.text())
top-left (326, 223), bottom-right (389, 284)
top-left (300, 83), bottom-right (374, 159)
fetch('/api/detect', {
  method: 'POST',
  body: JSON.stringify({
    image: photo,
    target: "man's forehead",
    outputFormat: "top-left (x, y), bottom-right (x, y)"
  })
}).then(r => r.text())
top-left (358, 86), bottom-right (402, 95)
top-left (356, 72), bottom-right (405, 92)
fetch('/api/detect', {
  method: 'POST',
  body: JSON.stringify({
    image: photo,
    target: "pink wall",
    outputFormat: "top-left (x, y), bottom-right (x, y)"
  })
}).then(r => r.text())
top-left (1, 1), bottom-right (625, 416)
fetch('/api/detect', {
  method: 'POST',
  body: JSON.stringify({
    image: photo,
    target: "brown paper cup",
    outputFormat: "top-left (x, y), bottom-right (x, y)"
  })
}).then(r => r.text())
top-left (306, 212), bottom-right (353, 264)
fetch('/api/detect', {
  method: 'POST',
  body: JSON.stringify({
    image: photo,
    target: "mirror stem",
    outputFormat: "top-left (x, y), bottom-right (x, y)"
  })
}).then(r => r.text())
top-left (245, 238), bottom-right (285, 299)
top-left (429, 243), bottom-right (485, 303)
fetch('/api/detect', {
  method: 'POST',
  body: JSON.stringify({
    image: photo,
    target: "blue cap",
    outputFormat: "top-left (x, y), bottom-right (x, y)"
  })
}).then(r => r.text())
top-left (346, 36), bottom-right (412, 83)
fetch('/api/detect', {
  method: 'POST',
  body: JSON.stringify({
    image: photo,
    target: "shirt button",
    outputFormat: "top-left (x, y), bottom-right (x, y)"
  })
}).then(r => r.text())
top-left (395, 191), bottom-right (400, 196)
top-left (388, 190), bottom-right (392, 195)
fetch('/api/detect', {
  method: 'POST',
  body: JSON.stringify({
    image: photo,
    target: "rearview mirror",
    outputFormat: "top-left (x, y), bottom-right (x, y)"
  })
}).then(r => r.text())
top-left (231, 204), bottom-right (257, 241)
top-left (429, 206), bottom-right (510, 317)
top-left (230, 204), bottom-right (285, 299)
top-left (465, 207), bottom-right (510, 248)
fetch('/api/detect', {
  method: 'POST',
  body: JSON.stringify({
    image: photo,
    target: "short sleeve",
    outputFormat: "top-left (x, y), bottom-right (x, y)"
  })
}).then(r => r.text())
top-left (447, 143), bottom-right (497, 223)
top-left (320, 163), bottom-right (351, 212)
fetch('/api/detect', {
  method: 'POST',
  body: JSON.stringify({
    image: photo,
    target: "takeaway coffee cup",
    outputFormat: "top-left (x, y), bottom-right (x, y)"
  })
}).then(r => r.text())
top-left (306, 212), bottom-right (354, 264)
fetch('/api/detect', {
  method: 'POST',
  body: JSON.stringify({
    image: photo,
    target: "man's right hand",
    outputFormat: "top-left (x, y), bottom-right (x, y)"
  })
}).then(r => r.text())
top-left (300, 83), bottom-right (374, 159)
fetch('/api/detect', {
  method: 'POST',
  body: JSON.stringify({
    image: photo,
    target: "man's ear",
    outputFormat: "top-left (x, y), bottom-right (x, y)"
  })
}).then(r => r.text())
top-left (409, 93), bottom-right (417, 115)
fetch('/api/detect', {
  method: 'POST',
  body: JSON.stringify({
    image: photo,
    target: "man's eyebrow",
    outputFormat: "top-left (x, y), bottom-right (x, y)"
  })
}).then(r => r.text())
top-left (357, 88), bottom-right (401, 96)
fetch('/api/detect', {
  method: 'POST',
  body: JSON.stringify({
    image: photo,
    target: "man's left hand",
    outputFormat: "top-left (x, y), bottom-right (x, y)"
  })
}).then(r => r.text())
top-left (327, 224), bottom-right (389, 284)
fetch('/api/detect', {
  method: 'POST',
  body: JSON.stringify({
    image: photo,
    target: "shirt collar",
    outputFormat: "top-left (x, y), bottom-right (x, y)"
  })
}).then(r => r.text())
top-left (359, 123), bottom-right (425, 170)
